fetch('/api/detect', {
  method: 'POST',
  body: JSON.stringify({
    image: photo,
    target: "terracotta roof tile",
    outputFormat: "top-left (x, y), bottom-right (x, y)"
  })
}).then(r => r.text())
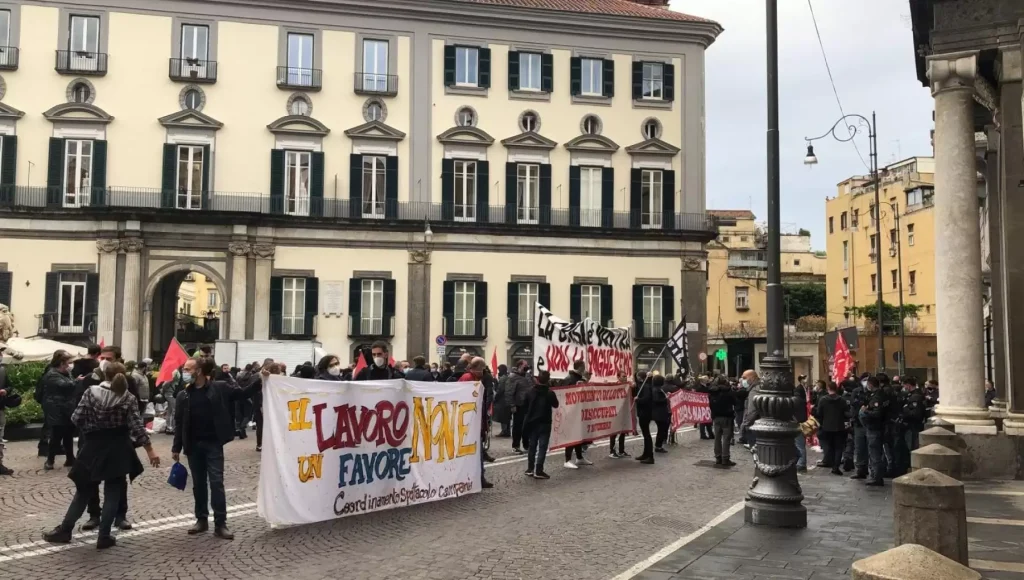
top-left (454, 0), bottom-right (716, 23)
top-left (709, 210), bottom-right (757, 219)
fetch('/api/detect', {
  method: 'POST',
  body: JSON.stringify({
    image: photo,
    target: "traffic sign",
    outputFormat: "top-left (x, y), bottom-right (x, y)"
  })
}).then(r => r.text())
top-left (436, 345), bottom-right (446, 360)
top-left (435, 335), bottom-right (447, 346)
top-left (698, 352), bottom-right (708, 362)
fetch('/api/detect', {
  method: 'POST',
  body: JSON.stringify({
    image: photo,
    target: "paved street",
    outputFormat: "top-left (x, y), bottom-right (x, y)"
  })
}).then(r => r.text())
top-left (0, 427), bottom-right (760, 580)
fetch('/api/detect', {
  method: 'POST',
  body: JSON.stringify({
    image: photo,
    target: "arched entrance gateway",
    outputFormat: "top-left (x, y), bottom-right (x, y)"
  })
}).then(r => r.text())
top-left (142, 260), bottom-right (229, 360)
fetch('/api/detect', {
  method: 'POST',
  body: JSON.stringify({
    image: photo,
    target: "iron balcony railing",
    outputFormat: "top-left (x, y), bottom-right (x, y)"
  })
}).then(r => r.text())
top-left (169, 58), bottom-right (218, 83)
top-left (0, 46), bottom-right (19, 70)
top-left (37, 312), bottom-right (97, 337)
top-left (0, 186), bottom-right (719, 235)
top-left (277, 66), bottom-right (322, 90)
top-left (348, 315), bottom-right (395, 338)
top-left (55, 50), bottom-right (108, 75)
top-left (353, 72), bottom-right (398, 96)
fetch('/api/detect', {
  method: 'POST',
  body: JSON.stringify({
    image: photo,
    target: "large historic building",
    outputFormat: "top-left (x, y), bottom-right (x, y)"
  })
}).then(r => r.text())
top-left (0, 0), bottom-right (720, 370)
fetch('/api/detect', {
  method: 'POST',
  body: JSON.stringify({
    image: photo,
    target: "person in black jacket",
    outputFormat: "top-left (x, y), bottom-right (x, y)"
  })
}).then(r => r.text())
top-left (634, 372), bottom-right (656, 464)
top-left (523, 371), bottom-right (559, 479)
top-left (707, 376), bottom-right (736, 467)
top-left (895, 376), bottom-right (927, 476)
top-left (172, 358), bottom-right (261, 540)
top-left (560, 361), bottom-right (592, 468)
top-left (354, 342), bottom-right (403, 381)
top-left (314, 355), bottom-right (344, 381)
top-left (813, 382), bottom-right (849, 475)
top-left (493, 365), bottom-right (511, 437)
top-left (403, 356), bottom-right (434, 382)
top-left (858, 376), bottom-right (887, 487)
top-left (41, 351), bottom-right (77, 471)
top-left (652, 375), bottom-right (672, 453)
top-left (506, 361), bottom-right (533, 454)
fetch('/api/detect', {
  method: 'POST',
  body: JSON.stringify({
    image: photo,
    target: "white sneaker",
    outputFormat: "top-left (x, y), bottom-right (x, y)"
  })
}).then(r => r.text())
top-left (577, 456), bottom-right (594, 466)
top-left (563, 461), bottom-right (578, 469)
top-left (608, 452), bottom-right (620, 459)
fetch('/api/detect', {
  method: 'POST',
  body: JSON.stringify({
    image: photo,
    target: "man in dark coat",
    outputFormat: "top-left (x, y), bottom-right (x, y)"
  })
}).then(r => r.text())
top-left (813, 382), bottom-right (849, 475)
top-left (506, 361), bottom-right (533, 453)
top-left (404, 356), bottom-right (434, 382)
top-left (707, 376), bottom-right (737, 466)
top-left (353, 342), bottom-right (404, 381)
top-left (493, 365), bottom-right (511, 436)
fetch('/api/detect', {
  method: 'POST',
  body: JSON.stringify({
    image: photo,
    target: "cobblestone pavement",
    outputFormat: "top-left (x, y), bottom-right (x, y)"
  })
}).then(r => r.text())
top-left (0, 427), bottom-right (762, 580)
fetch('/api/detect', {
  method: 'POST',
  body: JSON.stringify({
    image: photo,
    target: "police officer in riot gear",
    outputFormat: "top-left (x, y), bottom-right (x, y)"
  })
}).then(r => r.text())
top-left (858, 376), bottom-right (888, 487)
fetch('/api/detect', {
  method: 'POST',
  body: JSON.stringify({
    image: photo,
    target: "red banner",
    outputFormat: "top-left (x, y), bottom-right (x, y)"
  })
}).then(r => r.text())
top-left (669, 390), bottom-right (711, 431)
top-left (549, 383), bottom-right (633, 450)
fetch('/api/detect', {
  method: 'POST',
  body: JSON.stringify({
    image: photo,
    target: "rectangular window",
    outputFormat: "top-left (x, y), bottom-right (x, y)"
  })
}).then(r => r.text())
top-left (361, 39), bottom-right (389, 92)
top-left (735, 287), bottom-right (749, 310)
top-left (840, 211), bottom-right (847, 230)
top-left (519, 52), bottom-right (542, 91)
top-left (176, 145), bottom-right (204, 210)
top-left (842, 241), bottom-right (849, 271)
top-left (518, 282), bottom-right (538, 336)
top-left (64, 139), bottom-right (93, 208)
top-left (285, 150), bottom-right (310, 217)
top-left (891, 269), bottom-right (898, 290)
top-left (58, 272), bottom-right (87, 333)
top-left (870, 274), bottom-right (877, 293)
top-left (890, 228), bottom-right (898, 250)
top-left (453, 281), bottom-right (476, 336)
top-left (453, 160), bottom-right (476, 222)
top-left (842, 278), bottom-right (849, 298)
top-left (641, 169), bottom-right (663, 229)
top-left (580, 58), bottom-right (602, 96)
top-left (852, 208), bottom-right (859, 228)
top-left (208, 291), bottom-right (218, 309)
top-left (642, 62), bottom-right (664, 100)
top-left (828, 216), bottom-right (833, 234)
top-left (362, 155), bottom-right (387, 219)
top-left (181, 301), bottom-right (191, 316)
top-left (360, 279), bottom-right (384, 335)
top-left (642, 286), bottom-right (663, 337)
top-left (68, 15), bottom-right (100, 72)
top-left (0, 10), bottom-right (10, 49)
top-left (281, 277), bottom-right (306, 335)
top-left (580, 166), bottom-right (602, 227)
top-left (286, 32), bottom-right (314, 86)
top-left (455, 46), bottom-right (479, 86)
top-left (794, 259), bottom-right (801, 266)
top-left (180, 24), bottom-right (209, 60)
top-left (909, 271), bottom-right (917, 295)
top-left (907, 223), bottom-right (915, 246)
top-left (869, 203), bottom-right (877, 227)
top-left (516, 163), bottom-right (539, 224)
top-left (581, 284), bottom-right (601, 320)
top-left (870, 234), bottom-right (878, 263)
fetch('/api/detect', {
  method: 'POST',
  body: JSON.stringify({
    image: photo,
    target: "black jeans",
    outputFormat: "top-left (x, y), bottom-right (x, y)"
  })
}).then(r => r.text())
top-left (234, 398), bottom-right (253, 431)
top-left (655, 419), bottom-right (671, 448)
top-left (88, 476), bottom-right (128, 519)
top-left (254, 408), bottom-right (264, 448)
top-left (866, 428), bottom-right (886, 483)
top-left (47, 425), bottom-right (74, 464)
top-left (527, 425), bottom-right (551, 473)
top-left (511, 407), bottom-right (527, 450)
top-left (60, 478), bottom-right (126, 539)
top-left (564, 444), bottom-right (584, 461)
top-left (187, 440), bottom-right (227, 525)
top-left (820, 431), bottom-right (847, 470)
top-left (608, 433), bottom-right (626, 454)
top-left (852, 425), bottom-right (869, 477)
top-left (638, 413), bottom-right (654, 459)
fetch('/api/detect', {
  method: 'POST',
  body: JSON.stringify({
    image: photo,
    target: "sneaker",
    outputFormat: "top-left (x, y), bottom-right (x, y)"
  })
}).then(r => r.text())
top-left (187, 520), bottom-right (209, 535)
top-left (865, 480), bottom-right (885, 487)
top-left (0, 464), bottom-right (13, 476)
top-left (43, 461), bottom-right (54, 471)
top-left (43, 526), bottom-right (72, 544)
top-left (576, 456), bottom-right (593, 466)
top-left (640, 457), bottom-right (655, 465)
top-left (214, 525), bottom-right (234, 540)
top-left (830, 468), bottom-right (844, 476)
top-left (618, 450), bottom-right (631, 458)
top-left (850, 474), bottom-right (867, 480)
top-left (483, 452), bottom-right (496, 463)
top-left (248, 421), bottom-right (256, 429)
top-left (525, 470), bottom-right (534, 477)
top-left (256, 446), bottom-right (262, 452)
top-left (81, 517), bottom-right (100, 531)
top-left (608, 451), bottom-right (621, 459)
top-left (96, 535), bottom-right (116, 550)
top-left (63, 458), bottom-right (75, 468)
top-left (512, 448), bottom-right (524, 454)
top-left (723, 459), bottom-right (737, 467)
top-left (797, 466), bottom-right (808, 473)
top-left (563, 461), bottom-right (578, 469)
top-left (534, 471), bottom-right (550, 479)
top-left (634, 455), bottom-right (650, 461)
top-left (115, 519), bottom-right (133, 531)
top-left (654, 447), bottom-right (668, 454)
top-left (715, 457), bottom-right (722, 465)
top-left (481, 479), bottom-right (494, 489)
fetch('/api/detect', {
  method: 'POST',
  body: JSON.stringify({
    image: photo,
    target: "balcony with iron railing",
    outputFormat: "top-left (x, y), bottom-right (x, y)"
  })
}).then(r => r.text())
top-left (354, 72), bottom-right (398, 96)
top-left (55, 50), bottom-right (108, 75)
top-left (348, 315), bottom-right (395, 338)
top-left (442, 317), bottom-right (488, 340)
top-left (632, 319), bottom-right (673, 341)
top-left (176, 313), bottom-right (220, 344)
top-left (37, 312), bottom-right (97, 338)
top-left (0, 186), bottom-right (719, 238)
top-left (727, 252), bottom-right (767, 270)
top-left (169, 58), bottom-right (218, 83)
top-left (277, 66), bottom-right (322, 91)
top-left (0, 46), bottom-right (19, 71)
top-left (269, 314), bottom-right (316, 340)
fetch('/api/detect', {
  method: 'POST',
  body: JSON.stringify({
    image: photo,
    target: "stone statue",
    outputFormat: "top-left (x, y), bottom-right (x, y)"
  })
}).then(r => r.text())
top-left (0, 303), bottom-right (23, 361)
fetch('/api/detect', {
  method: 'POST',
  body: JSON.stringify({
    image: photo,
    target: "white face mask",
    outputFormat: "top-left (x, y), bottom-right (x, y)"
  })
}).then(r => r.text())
top-left (99, 359), bottom-right (110, 372)
top-left (327, 366), bottom-right (341, 376)
top-left (740, 378), bottom-right (749, 389)
top-left (182, 372), bottom-right (193, 383)
top-left (861, 380), bottom-right (868, 388)
top-left (373, 356), bottom-right (386, 367)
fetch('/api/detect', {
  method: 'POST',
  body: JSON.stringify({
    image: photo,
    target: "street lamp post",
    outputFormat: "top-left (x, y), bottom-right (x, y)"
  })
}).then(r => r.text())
top-left (882, 201), bottom-right (907, 375)
top-left (804, 112), bottom-right (885, 373)
top-left (744, 0), bottom-right (806, 529)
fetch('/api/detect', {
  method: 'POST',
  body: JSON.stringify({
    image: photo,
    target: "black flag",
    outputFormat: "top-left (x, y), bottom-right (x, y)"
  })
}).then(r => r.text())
top-left (667, 317), bottom-right (690, 375)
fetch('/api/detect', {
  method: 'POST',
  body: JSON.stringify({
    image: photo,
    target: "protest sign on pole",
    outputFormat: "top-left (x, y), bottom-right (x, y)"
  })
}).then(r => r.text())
top-left (669, 390), bottom-right (711, 431)
top-left (533, 304), bottom-right (632, 384)
top-left (548, 382), bottom-right (633, 450)
top-left (257, 376), bottom-right (482, 526)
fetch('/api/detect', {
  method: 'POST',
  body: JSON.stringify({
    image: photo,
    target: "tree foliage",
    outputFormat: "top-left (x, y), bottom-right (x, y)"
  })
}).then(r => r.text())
top-left (795, 315), bottom-right (827, 331)
top-left (844, 302), bottom-right (922, 335)
top-left (783, 284), bottom-right (826, 320)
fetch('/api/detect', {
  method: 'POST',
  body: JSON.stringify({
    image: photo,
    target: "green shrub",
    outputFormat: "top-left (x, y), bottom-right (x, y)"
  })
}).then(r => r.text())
top-left (5, 397), bottom-right (42, 427)
top-left (3, 362), bottom-right (47, 426)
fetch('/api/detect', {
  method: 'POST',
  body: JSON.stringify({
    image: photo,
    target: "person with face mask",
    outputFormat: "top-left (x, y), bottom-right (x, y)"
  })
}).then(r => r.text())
top-left (739, 370), bottom-right (761, 450)
top-left (42, 350), bottom-right (77, 471)
top-left (353, 341), bottom-right (403, 381)
top-left (315, 355), bottom-right (344, 381)
top-left (858, 376), bottom-right (888, 487)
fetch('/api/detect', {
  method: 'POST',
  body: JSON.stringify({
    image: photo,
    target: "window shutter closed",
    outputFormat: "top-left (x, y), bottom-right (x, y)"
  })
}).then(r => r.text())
top-left (508, 51), bottom-right (520, 91)
top-left (382, 279), bottom-right (397, 336)
top-left (569, 284), bottom-right (581, 322)
top-left (662, 170), bottom-right (675, 231)
top-left (629, 168), bottom-right (642, 229)
top-left (270, 149), bottom-right (285, 215)
top-left (201, 144), bottom-right (212, 211)
top-left (538, 282), bottom-right (550, 310)
top-left (663, 63), bottom-right (675, 102)
top-left (443, 45), bottom-right (456, 87)
top-left (269, 277), bottom-right (283, 337)
top-left (476, 160), bottom-right (490, 224)
top-left (46, 138), bottom-right (65, 207)
top-left (441, 158), bottom-right (455, 221)
top-left (601, 166), bottom-right (615, 229)
top-left (600, 284), bottom-right (613, 327)
top-left (161, 144), bottom-right (177, 209)
top-left (0, 271), bottom-right (12, 308)
top-left (602, 59), bottom-right (615, 97)
top-left (84, 273), bottom-right (99, 334)
top-left (44, 272), bottom-right (60, 314)
top-left (474, 282), bottom-right (488, 338)
top-left (0, 135), bottom-right (17, 203)
top-left (478, 47), bottom-right (491, 88)
top-left (568, 165), bottom-right (581, 227)
top-left (90, 140), bottom-right (107, 207)
top-left (632, 285), bottom-right (644, 339)
top-left (539, 163), bottom-right (552, 226)
top-left (442, 281), bottom-right (455, 336)
top-left (349, 278), bottom-right (363, 333)
top-left (504, 162), bottom-right (517, 225)
top-left (385, 155), bottom-right (398, 219)
top-left (310, 151), bottom-right (325, 217)
top-left (569, 57), bottom-right (582, 96)
top-left (632, 62), bottom-right (643, 100)
top-left (349, 153), bottom-right (362, 220)
top-left (507, 282), bottom-right (519, 339)
top-left (661, 285), bottom-right (675, 340)
top-left (541, 53), bottom-right (554, 93)
top-left (303, 277), bottom-right (319, 337)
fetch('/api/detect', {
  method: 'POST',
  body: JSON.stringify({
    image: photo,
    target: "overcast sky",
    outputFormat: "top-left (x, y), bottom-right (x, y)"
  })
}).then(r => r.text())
top-left (671, 0), bottom-right (935, 249)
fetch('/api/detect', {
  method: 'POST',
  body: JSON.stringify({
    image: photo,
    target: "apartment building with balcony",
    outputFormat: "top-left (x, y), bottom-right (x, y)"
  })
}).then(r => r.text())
top-left (0, 0), bottom-right (719, 368)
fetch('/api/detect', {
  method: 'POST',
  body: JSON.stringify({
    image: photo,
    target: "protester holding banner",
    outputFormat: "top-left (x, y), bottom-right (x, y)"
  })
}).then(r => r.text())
top-left (561, 361), bottom-right (592, 469)
top-left (458, 358), bottom-right (494, 486)
top-left (354, 342), bottom-right (403, 381)
top-left (314, 355), bottom-right (344, 381)
top-left (608, 371), bottom-right (633, 458)
top-left (523, 371), bottom-right (558, 479)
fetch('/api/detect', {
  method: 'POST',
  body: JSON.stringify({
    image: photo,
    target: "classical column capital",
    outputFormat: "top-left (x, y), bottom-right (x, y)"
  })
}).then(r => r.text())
top-left (927, 51), bottom-right (979, 96)
top-left (120, 238), bottom-right (144, 253)
top-left (251, 243), bottom-right (275, 259)
top-left (409, 250), bottom-right (431, 264)
top-left (96, 238), bottom-right (120, 254)
top-left (997, 45), bottom-right (1022, 84)
top-left (228, 241), bottom-right (252, 257)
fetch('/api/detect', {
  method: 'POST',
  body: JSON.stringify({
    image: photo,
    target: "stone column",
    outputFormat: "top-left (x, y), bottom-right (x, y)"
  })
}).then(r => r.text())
top-left (119, 238), bottom-right (144, 362)
top-left (252, 243), bottom-right (274, 340)
top-left (984, 125), bottom-right (1007, 418)
top-left (406, 250), bottom-right (432, 360)
top-left (681, 253), bottom-right (707, 374)
top-left (926, 52), bottom-right (995, 433)
top-left (1000, 44), bottom-right (1024, 433)
top-left (228, 242), bottom-right (250, 340)
top-left (96, 238), bottom-right (120, 347)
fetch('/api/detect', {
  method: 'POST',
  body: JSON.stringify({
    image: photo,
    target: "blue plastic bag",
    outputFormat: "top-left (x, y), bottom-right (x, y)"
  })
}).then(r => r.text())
top-left (168, 462), bottom-right (188, 490)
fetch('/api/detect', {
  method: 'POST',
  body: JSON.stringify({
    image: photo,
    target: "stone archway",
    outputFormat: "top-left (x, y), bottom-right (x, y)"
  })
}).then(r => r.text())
top-left (142, 260), bottom-right (229, 358)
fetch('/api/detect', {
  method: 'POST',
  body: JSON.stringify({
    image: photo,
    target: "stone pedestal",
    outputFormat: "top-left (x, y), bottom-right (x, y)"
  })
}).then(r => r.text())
top-left (919, 426), bottom-right (966, 455)
top-left (852, 544), bottom-right (980, 580)
top-left (120, 239), bottom-right (143, 361)
top-left (893, 468), bottom-right (969, 565)
top-left (910, 444), bottom-right (962, 480)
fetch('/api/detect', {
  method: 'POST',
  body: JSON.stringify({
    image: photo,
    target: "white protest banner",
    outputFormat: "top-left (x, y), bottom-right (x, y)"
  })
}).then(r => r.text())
top-left (533, 304), bottom-right (633, 384)
top-left (257, 376), bottom-right (482, 526)
top-left (549, 382), bottom-right (633, 449)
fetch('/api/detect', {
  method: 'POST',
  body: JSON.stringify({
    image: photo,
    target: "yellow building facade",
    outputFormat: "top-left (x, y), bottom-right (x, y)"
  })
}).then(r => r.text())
top-left (824, 157), bottom-right (937, 335)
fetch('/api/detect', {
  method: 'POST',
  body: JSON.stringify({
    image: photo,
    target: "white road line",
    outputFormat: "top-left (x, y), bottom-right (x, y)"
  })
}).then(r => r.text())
top-left (965, 489), bottom-right (1024, 497)
top-left (491, 428), bottom-right (697, 467)
top-left (967, 516), bottom-right (1024, 527)
top-left (970, 558), bottom-right (1024, 573)
top-left (609, 501), bottom-right (746, 580)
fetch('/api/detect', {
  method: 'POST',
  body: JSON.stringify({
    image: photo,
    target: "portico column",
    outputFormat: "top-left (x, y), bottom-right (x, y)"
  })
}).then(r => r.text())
top-left (252, 243), bottom-right (274, 340)
top-left (1001, 42), bottom-right (1024, 434)
top-left (228, 242), bottom-right (250, 340)
top-left (96, 238), bottom-right (119, 347)
top-left (926, 51), bottom-right (995, 433)
top-left (120, 238), bottom-right (144, 361)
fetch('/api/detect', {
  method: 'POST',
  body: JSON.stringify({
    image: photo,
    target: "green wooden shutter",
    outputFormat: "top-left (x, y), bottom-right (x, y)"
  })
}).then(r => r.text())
top-left (269, 277), bottom-right (283, 337)
top-left (304, 277), bottom-right (319, 337)
top-left (632, 285), bottom-right (644, 339)
top-left (505, 162), bottom-right (517, 224)
top-left (570, 284), bottom-right (581, 322)
top-left (385, 155), bottom-right (398, 219)
top-left (349, 153), bottom-right (362, 219)
top-left (349, 278), bottom-right (362, 335)
top-left (568, 165), bottom-right (581, 227)
top-left (270, 149), bottom-right (285, 214)
top-left (443, 45), bottom-right (456, 87)
top-left (201, 144), bottom-right (211, 210)
top-left (602, 59), bottom-right (615, 97)
top-left (474, 281), bottom-right (488, 338)
top-left (476, 160), bottom-right (489, 224)
top-left (601, 166), bottom-right (615, 229)
top-left (600, 285), bottom-right (613, 327)
top-left (0, 135), bottom-right (17, 204)
top-left (90, 140), bottom-right (107, 207)
top-left (630, 168), bottom-right (642, 229)
top-left (508, 51), bottom-right (520, 91)
top-left (507, 282), bottom-right (519, 339)
top-left (539, 163), bottom-right (551, 226)
top-left (661, 285), bottom-right (675, 340)
top-left (538, 283), bottom-right (550, 310)
top-left (84, 273), bottom-right (99, 336)
top-left (662, 169), bottom-right (676, 231)
top-left (382, 279), bottom-right (397, 336)
top-left (310, 151), bottom-right (325, 217)
top-left (570, 57), bottom-right (582, 96)
top-left (663, 63), bottom-right (675, 102)
top-left (478, 47), bottom-right (491, 88)
top-left (44, 272), bottom-right (59, 315)
top-left (0, 271), bottom-right (12, 308)
top-left (541, 53), bottom-right (554, 93)
top-left (632, 62), bottom-right (643, 100)
top-left (442, 281), bottom-right (455, 337)
top-left (441, 158), bottom-right (454, 221)
top-left (161, 144), bottom-right (176, 208)
top-left (46, 138), bottom-right (65, 207)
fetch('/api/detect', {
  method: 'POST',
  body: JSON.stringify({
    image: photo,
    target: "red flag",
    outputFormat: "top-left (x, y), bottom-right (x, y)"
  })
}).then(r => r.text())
top-left (353, 353), bottom-right (368, 378)
top-left (490, 347), bottom-right (498, 376)
top-left (389, 355), bottom-right (396, 367)
top-left (98, 338), bottom-right (105, 349)
top-left (157, 338), bottom-right (189, 386)
top-left (831, 332), bottom-right (853, 385)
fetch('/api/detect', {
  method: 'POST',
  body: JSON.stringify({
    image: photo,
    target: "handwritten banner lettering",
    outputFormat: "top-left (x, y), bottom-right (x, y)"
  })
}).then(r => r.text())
top-left (549, 383), bottom-right (633, 449)
top-left (669, 389), bottom-right (711, 431)
top-left (258, 376), bottom-right (481, 526)
top-left (533, 304), bottom-right (632, 384)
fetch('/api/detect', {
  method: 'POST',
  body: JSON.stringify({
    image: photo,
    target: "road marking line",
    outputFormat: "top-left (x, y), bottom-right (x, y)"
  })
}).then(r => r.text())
top-left (491, 428), bottom-right (697, 467)
top-left (967, 516), bottom-right (1024, 527)
top-left (965, 490), bottom-right (1024, 497)
top-left (970, 559), bottom-right (1024, 573)
top-left (609, 500), bottom-right (746, 580)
